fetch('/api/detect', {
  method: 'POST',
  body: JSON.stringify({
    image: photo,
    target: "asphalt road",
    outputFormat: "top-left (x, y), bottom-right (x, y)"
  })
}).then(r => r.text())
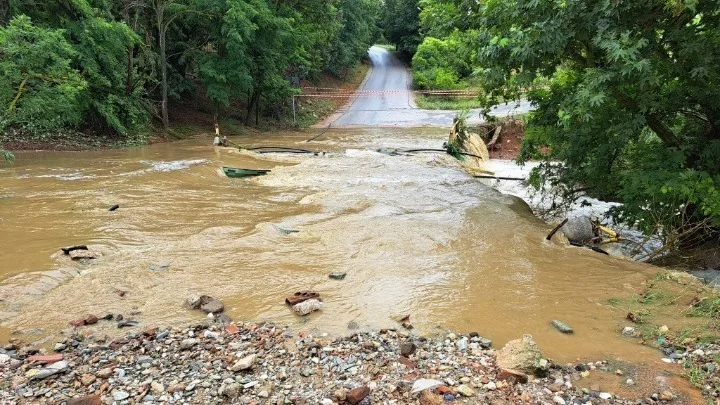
top-left (325, 46), bottom-right (532, 128)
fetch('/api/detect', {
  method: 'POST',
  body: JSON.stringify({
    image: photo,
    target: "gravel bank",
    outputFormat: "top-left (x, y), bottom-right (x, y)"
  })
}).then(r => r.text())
top-left (0, 321), bottom-right (686, 404)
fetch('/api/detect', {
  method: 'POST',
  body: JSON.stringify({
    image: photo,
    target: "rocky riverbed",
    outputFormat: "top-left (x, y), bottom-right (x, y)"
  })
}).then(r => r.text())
top-left (0, 320), bottom-right (696, 404)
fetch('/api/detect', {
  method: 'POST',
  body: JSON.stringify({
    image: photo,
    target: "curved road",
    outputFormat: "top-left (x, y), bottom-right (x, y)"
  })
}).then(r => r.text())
top-left (324, 46), bottom-right (532, 128)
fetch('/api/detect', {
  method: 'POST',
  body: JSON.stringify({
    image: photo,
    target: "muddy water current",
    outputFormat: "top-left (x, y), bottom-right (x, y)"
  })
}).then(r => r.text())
top-left (0, 128), bottom-right (696, 399)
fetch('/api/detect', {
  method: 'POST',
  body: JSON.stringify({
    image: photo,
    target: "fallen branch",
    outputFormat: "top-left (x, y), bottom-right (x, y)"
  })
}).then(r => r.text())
top-left (402, 149), bottom-right (486, 160)
top-left (473, 175), bottom-right (526, 181)
top-left (486, 126), bottom-right (502, 148)
top-left (546, 218), bottom-right (569, 241)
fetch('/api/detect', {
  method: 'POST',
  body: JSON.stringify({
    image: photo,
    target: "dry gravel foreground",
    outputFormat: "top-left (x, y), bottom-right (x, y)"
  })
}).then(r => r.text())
top-left (0, 320), bottom-right (698, 405)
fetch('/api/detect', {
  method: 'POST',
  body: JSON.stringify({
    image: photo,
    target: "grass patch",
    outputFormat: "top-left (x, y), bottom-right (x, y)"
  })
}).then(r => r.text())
top-left (415, 94), bottom-right (482, 110)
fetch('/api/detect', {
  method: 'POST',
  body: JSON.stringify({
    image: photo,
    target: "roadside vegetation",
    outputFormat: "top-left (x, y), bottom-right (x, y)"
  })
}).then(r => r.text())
top-left (0, 0), bottom-right (382, 151)
top-left (386, 0), bottom-right (720, 261)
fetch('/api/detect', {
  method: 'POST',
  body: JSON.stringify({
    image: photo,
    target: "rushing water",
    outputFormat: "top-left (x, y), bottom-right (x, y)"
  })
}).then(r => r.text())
top-left (0, 128), bottom-right (698, 399)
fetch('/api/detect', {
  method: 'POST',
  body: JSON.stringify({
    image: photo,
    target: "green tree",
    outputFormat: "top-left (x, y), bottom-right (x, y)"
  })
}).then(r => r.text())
top-left (412, 35), bottom-right (472, 89)
top-left (471, 0), bottom-right (720, 248)
top-left (0, 16), bottom-right (87, 133)
top-left (382, 0), bottom-right (420, 57)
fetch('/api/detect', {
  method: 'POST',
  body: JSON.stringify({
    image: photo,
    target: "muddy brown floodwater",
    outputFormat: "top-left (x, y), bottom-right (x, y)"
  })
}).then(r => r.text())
top-left (0, 128), bottom-right (700, 401)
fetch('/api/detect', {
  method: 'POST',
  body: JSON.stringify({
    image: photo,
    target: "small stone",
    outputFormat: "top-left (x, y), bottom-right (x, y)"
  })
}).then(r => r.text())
top-left (400, 342), bottom-right (416, 356)
top-left (329, 272), bottom-right (347, 280)
top-left (67, 395), bottom-right (102, 405)
top-left (151, 381), bottom-right (164, 393)
top-left (692, 349), bottom-right (705, 356)
top-left (484, 381), bottom-right (496, 390)
top-left (659, 390), bottom-right (674, 401)
top-left (321, 399), bottom-right (334, 405)
top-left (80, 374), bottom-right (96, 386)
top-left (456, 384), bottom-right (475, 397)
top-left (258, 390), bottom-right (269, 398)
top-left (553, 396), bottom-right (566, 404)
top-left (346, 386), bottom-right (370, 404)
top-left (222, 383), bottom-right (240, 398)
top-left (626, 378), bottom-right (635, 385)
top-left (204, 330), bottom-right (219, 339)
top-left (334, 388), bottom-right (347, 401)
top-left (113, 391), bottom-right (130, 401)
top-left (621, 326), bottom-right (635, 336)
top-left (96, 368), bottom-right (113, 379)
top-left (230, 354), bottom-right (256, 371)
top-left (54, 343), bottom-right (67, 352)
top-left (659, 325), bottom-right (669, 333)
top-left (419, 390), bottom-right (444, 405)
top-left (180, 338), bottom-right (199, 350)
top-left (599, 392), bottom-right (613, 400)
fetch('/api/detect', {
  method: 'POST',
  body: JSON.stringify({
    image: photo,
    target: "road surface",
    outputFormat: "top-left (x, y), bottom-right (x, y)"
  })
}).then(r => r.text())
top-left (321, 46), bottom-right (532, 128)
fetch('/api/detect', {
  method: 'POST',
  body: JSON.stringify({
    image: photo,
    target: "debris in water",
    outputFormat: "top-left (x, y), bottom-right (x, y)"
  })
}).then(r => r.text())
top-left (69, 250), bottom-right (101, 261)
top-left (626, 312), bottom-right (639, 323)
top-left (117, 320), bottom-right (139, 329)
top-left (148, 264), bottom-right (170, 271)
top-left (109, 204), bottom-right (120, 211)
top-left (292, 299), bottom-right (323, 316)
top-left (329, 272), bottom-right (347, 280)
top-left (285, 291), bottom-right (321, 306)
top-left (60, 245), bottom-right (88, 255)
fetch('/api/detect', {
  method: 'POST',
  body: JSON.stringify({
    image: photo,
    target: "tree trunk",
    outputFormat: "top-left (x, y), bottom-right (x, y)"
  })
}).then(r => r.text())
top-left (156, 2), bottom-right (170, 130)
top-left (246, 90), bottom-right (260, 126)
top-left (0, 0), bottom-right (9, 26)
top-left (124, 1), bottom-right (134, 95)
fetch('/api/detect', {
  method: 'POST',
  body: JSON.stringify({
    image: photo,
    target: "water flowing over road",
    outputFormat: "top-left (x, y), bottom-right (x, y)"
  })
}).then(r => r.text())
top-left (324, 46), bottom-right (532, 127)
top-left (0, 48), bottom-right (698, 402)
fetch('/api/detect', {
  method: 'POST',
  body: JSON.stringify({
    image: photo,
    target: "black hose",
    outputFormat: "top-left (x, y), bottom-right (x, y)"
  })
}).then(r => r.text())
top-left (245, 146), bottom-right (315, 153)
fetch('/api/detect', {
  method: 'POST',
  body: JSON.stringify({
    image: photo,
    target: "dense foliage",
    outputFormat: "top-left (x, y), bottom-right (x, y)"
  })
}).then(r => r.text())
top-left (382, 0), bottom-right (421, 57)
top-left (0, 0), bottom-right (381, 137)
top-left (415, 0), bottom-right (720, 249)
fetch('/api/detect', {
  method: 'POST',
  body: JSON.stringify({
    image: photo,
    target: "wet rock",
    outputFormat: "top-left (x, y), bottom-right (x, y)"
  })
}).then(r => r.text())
top-left (346, 386), bottom-right (370, 404)
top-left (329, 272), bottom-right (347, 280)
top-left (551, 320), bottom-right (574, 334)
top-left (560, 216), bottom-right (594, 243)
top-left (496, 334), bottom-right (549, 376)
top-left (230, 354), bottom-right (256, 371)
top-left (292, 299), bottom-right (323, 316)
top-left (67, 395), bottom-right (102, 405)
top-left (186, 294), bottom-right (225, 314)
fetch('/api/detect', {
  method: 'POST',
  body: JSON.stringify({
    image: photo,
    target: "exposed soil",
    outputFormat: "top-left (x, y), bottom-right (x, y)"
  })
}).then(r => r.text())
top-left (472, 118), bottom-right (526, 160)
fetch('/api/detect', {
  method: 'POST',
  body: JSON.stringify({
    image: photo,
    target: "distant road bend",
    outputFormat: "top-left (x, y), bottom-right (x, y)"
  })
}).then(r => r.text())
top-left (315, 46), bottom-right (532, 128)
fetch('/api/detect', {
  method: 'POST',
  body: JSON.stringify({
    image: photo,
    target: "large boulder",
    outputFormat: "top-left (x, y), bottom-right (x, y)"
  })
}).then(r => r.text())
top-left (186, 295), bottom-right (224, 314)
top-left (560, 216), bottom-right (594, 243)
top-left (496, 334), bottom-right (549, 377)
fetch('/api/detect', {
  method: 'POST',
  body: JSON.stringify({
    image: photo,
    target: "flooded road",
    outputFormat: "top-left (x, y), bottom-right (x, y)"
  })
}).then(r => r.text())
top-left (0, 127), bottom-right (695, 398)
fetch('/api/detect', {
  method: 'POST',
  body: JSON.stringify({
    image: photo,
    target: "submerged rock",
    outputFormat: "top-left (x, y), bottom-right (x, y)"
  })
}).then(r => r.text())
top-left (292, 299), bottom-right (323, 316)
top-left (551, 320), bottom-right (574, 334)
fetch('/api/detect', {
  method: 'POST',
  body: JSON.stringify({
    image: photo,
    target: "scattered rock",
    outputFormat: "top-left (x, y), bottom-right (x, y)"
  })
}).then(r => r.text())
top-left (26, 360), bottom-right (68, 380)
top-left (411, 378), bottom-right (444, 393)
top-left (497, 368), bottom-right (529, 384)
top-left (419, 390), bottom-right (444, 405)
top-left (456, 384), bottom-right (475, 397)
top-left (551, 320), bottom-right (573, 334)
top-left (230, 354), bottom-right (256, 371)
top-left (346, 386), bottom-right (370, 404)
top-left (496, 334), bottom-right (549, 376)
top-left (599, 392), bottom-right (613, 400)
top-left (27, 354), bottom-right (64, 364)
top-left (179, 338), bottom-right (199, 350)
top-left (659, 390), bottom-right (674, 401)
top-left (112, 391), bottom-right (130, 401)
top-left (80, 374), bottom-right (96, 386)
top-left (400, 342), bottom-right (416, 356)
top-left (67, 395), bottom-right (102, 405)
